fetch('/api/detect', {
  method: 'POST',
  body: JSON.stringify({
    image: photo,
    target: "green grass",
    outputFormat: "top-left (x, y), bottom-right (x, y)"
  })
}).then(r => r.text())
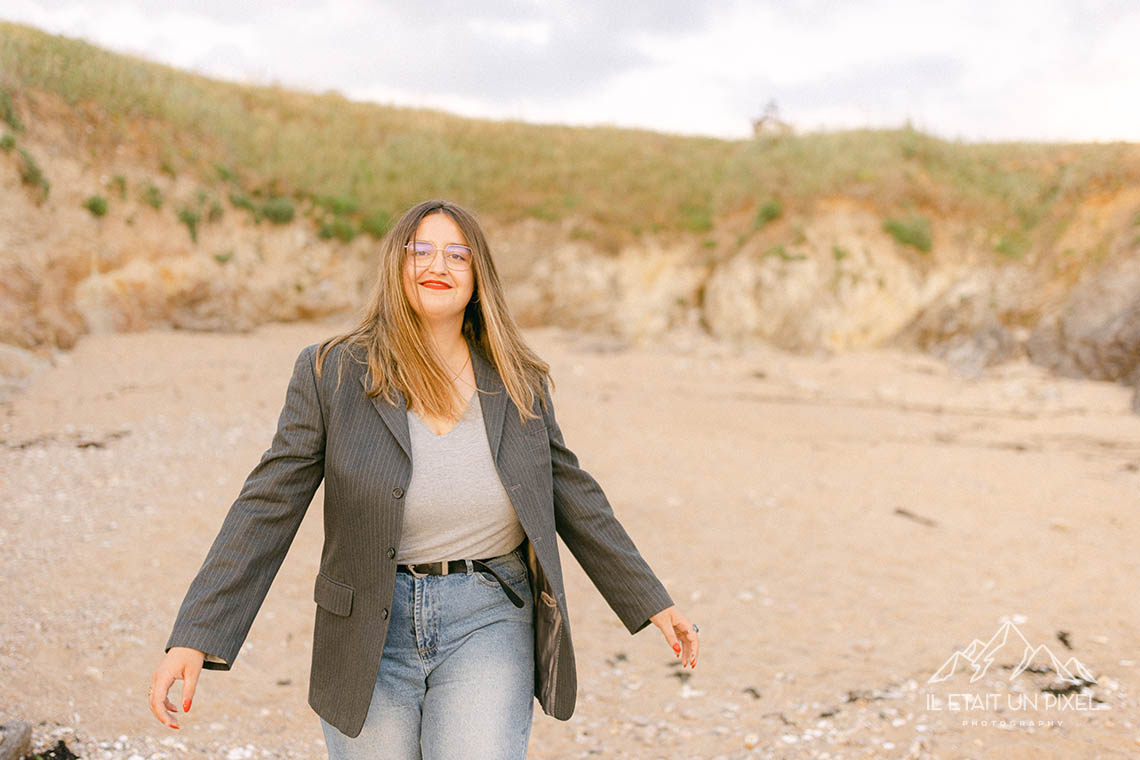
top-left (83, 194), bottom-right (108, 216)
top-left (0, 88), bottom-right (23, 131)
top-left (215, 163), bottom-right (237, 183)
top-left (319, 217), bottom-right (357, 242)
top-left (142, 182), bottom-right (163, 209)
top-left (0, 133), bottom-right (14, 151)
top-left (755, 198), bottom-right (782, 229)
top-left (16, 146), bottom-right (49, 201)
top-left (679, 198), bottom-right (712, 233)
top-left (313, 194), bottom-right (359, 216)
top-left (261, 197), bottom-right (295, 224)
top-left (178, 206), bottom-right (200, 242)
top-left (764, 244), bottom-right (807, 261)
top-left (360, 209), bottom-right (392, 239)
top-left (883, 215), bottom-right (932, 253)
top-left (995, 229), bottom-right (1031, 259)
top-left (229, 191), bottom-right (260, 221)
top-left (1, 20), bottom-right (1139, 248)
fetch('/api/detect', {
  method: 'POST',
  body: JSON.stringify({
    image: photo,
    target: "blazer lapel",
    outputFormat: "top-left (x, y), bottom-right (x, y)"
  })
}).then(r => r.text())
top-left (357, 336), bottom-right (507, 463)
top-left (469, 338), bottom-right (507, 460)
top-left (359, 370), bottom-right (412, 462)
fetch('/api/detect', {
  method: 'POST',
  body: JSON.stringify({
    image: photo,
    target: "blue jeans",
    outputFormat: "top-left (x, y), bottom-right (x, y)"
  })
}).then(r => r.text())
top-left (320, 545), bottom-right (536, 759)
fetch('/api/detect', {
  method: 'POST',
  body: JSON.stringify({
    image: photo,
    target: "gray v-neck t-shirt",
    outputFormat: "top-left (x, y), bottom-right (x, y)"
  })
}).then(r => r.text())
top-left (397, 391), bottom-right (526, 564)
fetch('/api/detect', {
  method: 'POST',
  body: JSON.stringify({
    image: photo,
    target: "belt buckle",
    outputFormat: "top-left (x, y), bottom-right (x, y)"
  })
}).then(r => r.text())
top-left (407, 563), bottom-right (429, 578)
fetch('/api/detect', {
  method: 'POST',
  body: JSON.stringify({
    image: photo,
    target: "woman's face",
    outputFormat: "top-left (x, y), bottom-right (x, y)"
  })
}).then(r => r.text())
top-left (401, 212), bottom-right (476, 326)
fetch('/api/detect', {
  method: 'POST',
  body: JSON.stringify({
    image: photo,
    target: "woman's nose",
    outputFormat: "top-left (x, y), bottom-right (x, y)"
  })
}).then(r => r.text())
top-left (426, 248), bottom-right (449, 274)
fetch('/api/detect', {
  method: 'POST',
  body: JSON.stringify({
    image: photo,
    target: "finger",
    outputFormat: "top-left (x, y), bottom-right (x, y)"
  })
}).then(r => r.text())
top-left (147, 674), bottom-right (167, 719)
top-left (672, 617), bottom-right (694, 668)
top-left (182, 662), bottom-right (200, 713)
top-left (658, 617), bottom-right (681, 658)
top-left (687, 628), bottom-right (700, 668)
top-left (149, 673), bottom-right (180, 729)
top-left (670, 619), bottom-right (697, 669)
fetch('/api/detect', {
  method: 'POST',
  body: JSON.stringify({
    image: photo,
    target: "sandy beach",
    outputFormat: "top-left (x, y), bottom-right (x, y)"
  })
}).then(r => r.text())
top-left (2, 319), bottom-right (1139, 759)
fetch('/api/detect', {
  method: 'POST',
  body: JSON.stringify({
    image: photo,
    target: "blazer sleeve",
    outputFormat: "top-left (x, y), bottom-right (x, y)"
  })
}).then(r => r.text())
top-left (540, 380), bottom-right (674, 635)
top-left (164, 343), bottom-right (326, 669)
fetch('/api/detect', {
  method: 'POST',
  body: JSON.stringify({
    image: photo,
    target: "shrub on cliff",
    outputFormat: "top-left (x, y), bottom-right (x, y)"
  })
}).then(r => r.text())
top-left (261, 197), bottom-right (295, 224)
top-left (883, 215), bottom-right (932, 253)
top-left (83, 195), bottom-right (108, 217)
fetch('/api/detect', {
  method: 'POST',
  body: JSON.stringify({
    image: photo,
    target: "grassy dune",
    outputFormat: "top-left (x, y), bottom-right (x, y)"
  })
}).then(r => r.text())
top-left (2, 19), bottom-right (1139, 255)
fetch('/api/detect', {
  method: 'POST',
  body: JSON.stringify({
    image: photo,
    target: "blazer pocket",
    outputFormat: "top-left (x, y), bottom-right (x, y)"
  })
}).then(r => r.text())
top-left (313, 571), bottom-right (354, 616)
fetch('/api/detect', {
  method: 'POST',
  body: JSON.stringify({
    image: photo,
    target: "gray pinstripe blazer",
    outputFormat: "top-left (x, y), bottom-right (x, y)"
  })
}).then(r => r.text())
top-left (165, 336), bottom-right (674, 738)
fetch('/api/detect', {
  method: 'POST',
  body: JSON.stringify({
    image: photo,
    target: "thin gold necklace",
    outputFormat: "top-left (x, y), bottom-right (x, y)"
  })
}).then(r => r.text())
top-left (448, 350), bottom-right (471, 381)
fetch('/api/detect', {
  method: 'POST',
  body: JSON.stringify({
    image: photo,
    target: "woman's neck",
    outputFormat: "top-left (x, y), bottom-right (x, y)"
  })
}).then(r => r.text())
top-left (420, 324), bottom-right (470, 376)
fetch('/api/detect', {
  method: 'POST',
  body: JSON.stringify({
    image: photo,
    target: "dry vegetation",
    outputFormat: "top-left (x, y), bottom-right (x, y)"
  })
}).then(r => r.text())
top-left (3, 19), bottom-right (1139, 260)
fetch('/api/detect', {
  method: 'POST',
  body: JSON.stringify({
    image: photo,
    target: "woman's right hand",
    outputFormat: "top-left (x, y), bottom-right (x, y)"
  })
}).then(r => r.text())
top-left (148, 646), bottom-right (205, 729)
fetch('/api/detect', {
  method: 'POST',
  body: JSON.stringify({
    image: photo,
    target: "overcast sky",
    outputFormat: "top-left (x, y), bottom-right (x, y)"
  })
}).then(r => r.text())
top-left (6, 0), bottom-right (1140, 142)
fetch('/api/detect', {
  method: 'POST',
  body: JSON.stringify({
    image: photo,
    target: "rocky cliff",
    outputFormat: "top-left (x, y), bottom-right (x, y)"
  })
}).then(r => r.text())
top-left (2, 23), bottom-right (1138, 408)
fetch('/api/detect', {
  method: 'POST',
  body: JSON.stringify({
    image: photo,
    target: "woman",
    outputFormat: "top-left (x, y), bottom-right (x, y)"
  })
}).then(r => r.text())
top-left (148, 199), bottom-right (700, 758)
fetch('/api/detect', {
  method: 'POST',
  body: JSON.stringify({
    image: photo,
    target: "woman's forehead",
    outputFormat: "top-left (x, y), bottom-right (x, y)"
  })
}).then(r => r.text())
top-left (414, 212), bottom-right (466, 243)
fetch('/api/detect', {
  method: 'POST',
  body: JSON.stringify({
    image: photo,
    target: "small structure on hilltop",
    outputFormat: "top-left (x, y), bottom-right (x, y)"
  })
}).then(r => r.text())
top-left (751, 100), bottom-right (792, 138)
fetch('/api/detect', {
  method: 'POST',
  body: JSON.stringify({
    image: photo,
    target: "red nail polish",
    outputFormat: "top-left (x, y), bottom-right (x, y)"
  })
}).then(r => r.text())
top-left (184, 699), bottom-right (191, 712)
top-left (673, 643), bottom-right (681, 654)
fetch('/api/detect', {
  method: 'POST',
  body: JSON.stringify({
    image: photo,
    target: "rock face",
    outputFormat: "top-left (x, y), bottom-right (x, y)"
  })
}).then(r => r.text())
top-left (1026, 253), bottom-right (1140, 385)
top-left (0, 720), bottom-right (32, 760)
top-left (72, 251), bottom-right (361, 335)
top-left (488, 217), bottom-right (710, 344)
top-left (0, 342), bottom-right (49, 401)
top-left (701, 201), bottom-right (953, 352)
top-left (4, 108), bottom-right (1140, 403)
top-left (888, 268), bottom-right (1032, 378)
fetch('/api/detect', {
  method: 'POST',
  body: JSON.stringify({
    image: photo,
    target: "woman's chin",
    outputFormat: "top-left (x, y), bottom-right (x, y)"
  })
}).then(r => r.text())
top-left (414, 307), bottom-right (467, 325)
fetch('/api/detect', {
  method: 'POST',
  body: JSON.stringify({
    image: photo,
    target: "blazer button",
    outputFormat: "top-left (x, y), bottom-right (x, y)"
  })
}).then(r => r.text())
top-left (381, 607), bottom-right (389, 619)
top-left (392, 487), bottom-right (404, 499)
top-left (387, 547), bottom-right (395, 559)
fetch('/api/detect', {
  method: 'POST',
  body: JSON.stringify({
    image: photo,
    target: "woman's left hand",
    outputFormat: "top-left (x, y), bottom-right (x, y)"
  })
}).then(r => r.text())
top-left (649, 605), bottom-right (699, 669)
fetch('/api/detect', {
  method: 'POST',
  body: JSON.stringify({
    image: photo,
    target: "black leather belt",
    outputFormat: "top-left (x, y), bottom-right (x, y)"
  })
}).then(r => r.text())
top-left (397, 557), bottom-right (525, 608)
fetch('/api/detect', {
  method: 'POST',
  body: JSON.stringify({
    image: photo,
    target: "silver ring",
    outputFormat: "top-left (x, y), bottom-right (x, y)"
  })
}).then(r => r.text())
top-left (691, 623), bottom-right (700, 634)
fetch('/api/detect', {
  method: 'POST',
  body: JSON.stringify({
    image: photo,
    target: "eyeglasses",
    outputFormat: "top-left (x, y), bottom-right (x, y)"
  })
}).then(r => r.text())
top-left (405, 241), bottom-right (474, 271)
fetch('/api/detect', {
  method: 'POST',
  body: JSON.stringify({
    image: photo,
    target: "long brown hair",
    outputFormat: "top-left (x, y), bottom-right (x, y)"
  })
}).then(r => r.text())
top-left (313, 199), bottom-right (551, 422)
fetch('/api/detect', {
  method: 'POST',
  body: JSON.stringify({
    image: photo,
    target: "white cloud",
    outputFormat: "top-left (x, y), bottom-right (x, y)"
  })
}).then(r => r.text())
top-left (2, 0), bottom-right (1139, 141)
top-left (468, 18), bottom-right (551, 46)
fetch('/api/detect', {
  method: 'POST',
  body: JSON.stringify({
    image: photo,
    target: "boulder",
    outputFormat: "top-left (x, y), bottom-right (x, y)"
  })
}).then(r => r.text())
top-left (0, 343), bottom-right (50, 401)
top-left (1026, 254), bottom-right (1140, 383)
top-left (0, 721), bottom-right (31, 760)
top-left (889, 268), bottom-right (1030, 378)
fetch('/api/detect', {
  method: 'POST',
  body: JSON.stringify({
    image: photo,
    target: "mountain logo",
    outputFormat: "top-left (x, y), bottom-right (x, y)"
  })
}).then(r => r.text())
top-left (928, 620), bottom-right (1096, 685)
